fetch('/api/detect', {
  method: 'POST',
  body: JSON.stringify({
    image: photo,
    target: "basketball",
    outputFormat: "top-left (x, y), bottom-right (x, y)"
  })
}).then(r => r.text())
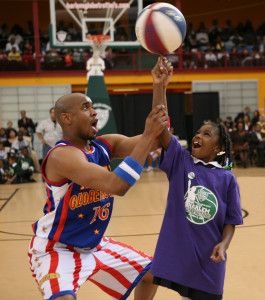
top-left (135, 2), bottom-right (187, 55)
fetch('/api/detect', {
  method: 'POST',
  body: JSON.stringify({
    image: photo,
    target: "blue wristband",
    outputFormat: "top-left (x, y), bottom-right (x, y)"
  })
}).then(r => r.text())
top-left (114, 156), bottom-right (144, 186)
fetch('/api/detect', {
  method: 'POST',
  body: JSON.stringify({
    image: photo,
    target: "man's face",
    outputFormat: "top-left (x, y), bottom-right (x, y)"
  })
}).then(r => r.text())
top-left (21, 111), bottom-right (26, 118)
top-left (70, 96), bottom-right (98, 141)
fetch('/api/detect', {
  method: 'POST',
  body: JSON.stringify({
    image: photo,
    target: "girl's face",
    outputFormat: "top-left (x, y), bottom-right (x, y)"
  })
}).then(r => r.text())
top-left (191, 124), bottom-right (221, 163)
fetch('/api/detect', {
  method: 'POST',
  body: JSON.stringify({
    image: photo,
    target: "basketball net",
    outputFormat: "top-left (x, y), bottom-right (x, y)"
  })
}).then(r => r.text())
top-left (86, 34), bottom-right (110, 58)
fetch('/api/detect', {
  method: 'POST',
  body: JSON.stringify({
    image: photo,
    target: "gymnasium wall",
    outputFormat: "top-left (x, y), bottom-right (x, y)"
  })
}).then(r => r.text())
top-left (0, 71), bottom-right (264, 113)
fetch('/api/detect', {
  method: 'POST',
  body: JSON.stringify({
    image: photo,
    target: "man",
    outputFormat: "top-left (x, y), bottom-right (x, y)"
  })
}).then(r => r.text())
top-left (249, 122), bottom-right (265, 166)
top-left (28, 92), bottom-right (168, 300)
top-left (18, 110), bottom-right (35, 136)
top-left (36, 107), bottom-right (62, 159)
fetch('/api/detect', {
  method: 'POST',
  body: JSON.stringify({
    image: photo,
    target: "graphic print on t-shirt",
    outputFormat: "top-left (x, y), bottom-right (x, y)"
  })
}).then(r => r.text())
top-left (185, 172), bottom-right (218, 225)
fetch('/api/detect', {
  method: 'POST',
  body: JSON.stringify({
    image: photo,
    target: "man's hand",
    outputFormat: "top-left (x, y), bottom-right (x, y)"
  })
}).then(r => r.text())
top-left (151, 57), bottom-right (173, 87)
top-left (143, 105), bottom-right (168, 140)
top-left (210, 242), bottom-right (227, 263)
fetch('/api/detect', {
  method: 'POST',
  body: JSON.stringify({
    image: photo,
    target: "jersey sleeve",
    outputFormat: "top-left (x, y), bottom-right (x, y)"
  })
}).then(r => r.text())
top-left (160, 135), bottom-right (184, 178)
top-left (225, 175), bottom-right (243, 225)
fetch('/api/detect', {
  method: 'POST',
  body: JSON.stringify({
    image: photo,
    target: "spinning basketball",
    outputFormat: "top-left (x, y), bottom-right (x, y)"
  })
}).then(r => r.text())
top-left (135, 2), bottom-right (186, 55)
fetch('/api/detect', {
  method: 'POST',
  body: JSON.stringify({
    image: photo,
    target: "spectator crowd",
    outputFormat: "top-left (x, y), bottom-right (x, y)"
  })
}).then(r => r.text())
top-left (219, 107), bottom-right (265, 168)
top-left (0, 19), bottom-right (265, 71)
top-left (1, 106), bottom-right (263, 185)
top-left (0, 107), bottom-right (62, 184)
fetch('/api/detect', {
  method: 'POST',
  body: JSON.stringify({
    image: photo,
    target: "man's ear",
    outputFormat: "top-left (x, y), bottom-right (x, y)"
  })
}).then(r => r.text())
top-left (60, 112), bottom-right (72, 125)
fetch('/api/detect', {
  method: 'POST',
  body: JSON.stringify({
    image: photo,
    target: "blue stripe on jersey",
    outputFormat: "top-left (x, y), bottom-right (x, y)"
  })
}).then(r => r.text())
top-left (43, 185), bottom-right (55, 214)
top-left (47, 198), bottom-right (64, 241)
top-left (33, 220), bottom-right (38, 234)
top-left (156, 7), bottom-right (186, 39)
top-left (94, 137), bottom-right (112, 160)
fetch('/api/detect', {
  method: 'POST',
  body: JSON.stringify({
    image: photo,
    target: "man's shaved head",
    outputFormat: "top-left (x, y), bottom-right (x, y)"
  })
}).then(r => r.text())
top-left (55, 93), bottom-right (92, 126)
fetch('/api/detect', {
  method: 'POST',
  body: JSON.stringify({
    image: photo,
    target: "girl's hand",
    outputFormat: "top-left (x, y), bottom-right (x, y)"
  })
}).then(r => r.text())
top-left (210, 242), bottom-right (227, 263)
top-left (151, 57), bottom-right (173, 87)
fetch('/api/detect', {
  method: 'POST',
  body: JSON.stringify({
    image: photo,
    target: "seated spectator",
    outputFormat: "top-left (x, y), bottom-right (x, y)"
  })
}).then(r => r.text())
top-left (17, 146), bottom-right (35, 182)
top-left (196, 22), bottom-right (209, 51)
top-left (18, 127), bottom-right (40, 172)
top-left (8, 47), bottom-right (22, 62)
top-left (22, 49), bottom-right (34, 65)
top-left (241, 48), bottom-right (253, 66)
top-left (0, 49), bottom-right (7, 61)
top-left (231, 121), bottom-right (250, 168)
top-left (23, 39), bottom-right (33, 52)
top-left (229, 47), bottom-right (240, 66)
top-left (243, 114), bottom-right (252, 131)
top-left (209, 19), bottom-right (222, 46)
top-left (189, 48), bottom-right (205, 69)
top-left (8, 29), bottom-right (23, 46)
top-left (258, 35), bottom-right (265, 53)
top-left (215, 36), bottom-right (225, 52)
top-left (205, 48), bottom-right (218, 67)
top-left (224, 116), bottom-right (234, 133)
top-left (5, 36), bottom-right (20, 53)
top-left (11, 130), bottom-right (31, 151)
top-left (6, 148), bottom-right (35, 184)
top-left (243, 20), bottom-right (256, 50)
top-left (221, 19), bottom-right (234, 42)
top-left (0, 158), bottom-right (8, 184)
top-left (0, 141), bottom-right (8, 160)
top-left (5, 120), bottom-right (17, 137)
top-left (0, 127), bottom-right (7, 143)
top-left (5, 129), bottom-right (17, 147)
top-left (64, 49), bottom-right (73, 67)
top-left (104, 47), bottom-right (115, 69)
top-left (6, 151), bottom-right (19, 184)
top-left (72, 48), bottom-right (83, 64)
top-left (44, 49), bottom-right (62, 64)
top-left (248, 123), bottom-right (265, 166)
top-left (259, 115), bottom-right (265, 134)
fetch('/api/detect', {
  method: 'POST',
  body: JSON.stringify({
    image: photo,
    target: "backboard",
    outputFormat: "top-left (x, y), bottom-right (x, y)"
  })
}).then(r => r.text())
top-left (49, 0), bottom-right (143, 48)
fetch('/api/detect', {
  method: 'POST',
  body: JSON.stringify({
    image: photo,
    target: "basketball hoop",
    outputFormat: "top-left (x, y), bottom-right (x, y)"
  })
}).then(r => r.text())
top-left (86, 34), bottom-right (110, 58)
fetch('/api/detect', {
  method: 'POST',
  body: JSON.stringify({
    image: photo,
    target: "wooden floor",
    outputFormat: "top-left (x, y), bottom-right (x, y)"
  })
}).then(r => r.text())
top-left (0, 168), bottom-right (265, 300)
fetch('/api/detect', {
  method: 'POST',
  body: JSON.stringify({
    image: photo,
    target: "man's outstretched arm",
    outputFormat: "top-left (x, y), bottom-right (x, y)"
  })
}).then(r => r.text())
top-left (46, 105), bottom-right (168, 196)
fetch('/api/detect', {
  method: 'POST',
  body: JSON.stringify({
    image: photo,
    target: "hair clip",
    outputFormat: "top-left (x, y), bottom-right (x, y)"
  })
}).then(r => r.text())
top-left (217, 151), bottom-right (226, 156)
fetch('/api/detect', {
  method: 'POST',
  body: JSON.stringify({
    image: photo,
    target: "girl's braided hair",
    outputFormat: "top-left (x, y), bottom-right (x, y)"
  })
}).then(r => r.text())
top-left (204, 121), bottom-right (233, 170)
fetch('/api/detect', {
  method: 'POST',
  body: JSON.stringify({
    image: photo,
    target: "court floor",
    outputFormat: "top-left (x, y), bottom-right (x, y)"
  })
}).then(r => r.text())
top-left (0, 168), bottom-right (265, 300)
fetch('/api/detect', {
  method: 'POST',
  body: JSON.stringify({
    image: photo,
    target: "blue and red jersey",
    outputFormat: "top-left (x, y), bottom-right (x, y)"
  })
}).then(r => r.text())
top-left (32, 137), bottom-right (114, 248)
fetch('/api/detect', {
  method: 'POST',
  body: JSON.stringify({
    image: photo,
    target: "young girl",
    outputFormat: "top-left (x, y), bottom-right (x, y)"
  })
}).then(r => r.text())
top-left (151, 58), bottom-right (243, 300)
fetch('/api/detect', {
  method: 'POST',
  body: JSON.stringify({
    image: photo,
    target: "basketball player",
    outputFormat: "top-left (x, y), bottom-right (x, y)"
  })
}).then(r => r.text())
top-left (28, 92), bottom-right (168, 300)
top-left (151, 58), bottom-right (243, 300)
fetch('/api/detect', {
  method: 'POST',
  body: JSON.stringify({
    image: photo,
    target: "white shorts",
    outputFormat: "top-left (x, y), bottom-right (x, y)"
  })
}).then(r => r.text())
top-left (28, 236), bottom-right (152, 300)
